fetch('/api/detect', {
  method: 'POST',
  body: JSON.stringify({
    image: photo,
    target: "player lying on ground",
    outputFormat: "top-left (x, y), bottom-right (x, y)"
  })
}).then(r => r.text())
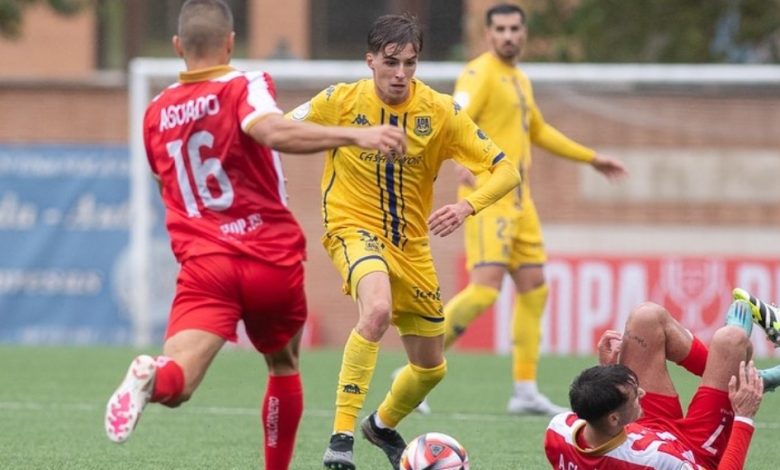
top-left (545, 287), bottom-right (780, 469)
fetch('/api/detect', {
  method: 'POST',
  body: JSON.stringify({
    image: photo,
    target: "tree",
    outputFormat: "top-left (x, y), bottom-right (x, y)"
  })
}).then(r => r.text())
top-left (526, 0), bottom-right (780, 63)
top-left (0, 0), bottom-right (85, 39)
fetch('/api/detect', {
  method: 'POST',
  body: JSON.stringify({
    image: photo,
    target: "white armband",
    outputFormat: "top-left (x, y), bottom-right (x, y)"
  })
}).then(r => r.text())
top-left (733, 416), bottom-right (754, 427)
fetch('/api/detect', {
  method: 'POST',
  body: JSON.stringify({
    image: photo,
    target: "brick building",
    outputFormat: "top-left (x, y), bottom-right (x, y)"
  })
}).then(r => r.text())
top-left (2, 1), bottom-right (779, 348)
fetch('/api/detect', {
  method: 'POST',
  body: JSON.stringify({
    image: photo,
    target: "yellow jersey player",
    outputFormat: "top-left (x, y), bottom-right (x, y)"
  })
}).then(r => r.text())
top-left (443, 3), bottom-right (628, 416)
top-left (289, 14), bottom-right (521, 470)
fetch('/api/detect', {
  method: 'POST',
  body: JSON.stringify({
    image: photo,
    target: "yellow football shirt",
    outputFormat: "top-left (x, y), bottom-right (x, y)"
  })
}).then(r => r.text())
top-left (289, 78), bottom-right (514, 250)
top-left (454, 52), bottom-right (596, 206)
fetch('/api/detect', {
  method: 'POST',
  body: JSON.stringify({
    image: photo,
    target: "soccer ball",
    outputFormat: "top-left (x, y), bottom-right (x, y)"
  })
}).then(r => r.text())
top-left (400, 432), bottom-right (470, 469)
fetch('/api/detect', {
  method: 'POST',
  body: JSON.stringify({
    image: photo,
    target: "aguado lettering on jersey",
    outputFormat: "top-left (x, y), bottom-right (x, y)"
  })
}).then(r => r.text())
top-left (159, 94), bottom-right (220, 131)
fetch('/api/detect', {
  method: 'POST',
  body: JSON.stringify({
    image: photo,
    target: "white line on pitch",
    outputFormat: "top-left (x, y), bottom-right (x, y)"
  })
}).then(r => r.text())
top-left (2, 401), bottom-right (779, 429)
top-left (0, 401), bottom-right (545, 423)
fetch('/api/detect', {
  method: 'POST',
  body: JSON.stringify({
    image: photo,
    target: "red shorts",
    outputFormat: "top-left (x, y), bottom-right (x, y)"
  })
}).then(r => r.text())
top-left (638, 386), bottom-right (733, 469)
top-left (167, 254), bottom-right (307, 354)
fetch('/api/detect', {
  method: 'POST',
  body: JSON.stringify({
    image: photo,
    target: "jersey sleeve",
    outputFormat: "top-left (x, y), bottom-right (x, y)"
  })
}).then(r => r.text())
top-left (527, 80), bottom-right (596, 163)
top-left (443, 99), bottom-right (521, 213)
top-left (286, 84), bottom-right (341, 125)
top-left (453, 64), bottom-right (490, 121)
top-left (444, 98), bottom-right (503, 174)
top-left (716, 419), bottom-right (754, 470)
top-left (238, 71), bottom-right (283, 134)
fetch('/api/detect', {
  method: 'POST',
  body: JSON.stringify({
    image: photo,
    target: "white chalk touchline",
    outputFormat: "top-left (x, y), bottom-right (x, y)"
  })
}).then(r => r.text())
top-left (0, 400), bottom-right (547, 422)
top-left (2, 401), bottom-right (777, 429)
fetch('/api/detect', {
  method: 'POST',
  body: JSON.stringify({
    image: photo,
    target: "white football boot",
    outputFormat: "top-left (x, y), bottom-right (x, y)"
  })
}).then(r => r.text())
top-left (105, 355), bottom-right (156, 443)
top-left (507, 392), bottom-right (567, 416)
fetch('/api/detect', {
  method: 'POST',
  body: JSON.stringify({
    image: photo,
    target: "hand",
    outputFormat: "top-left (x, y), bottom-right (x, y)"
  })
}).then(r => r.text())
top-left (591, 154), bottom-right (628, 182)
top-left (428, 200), bottom-right (474, 237)
top-left (355, 125), bottom-right (406, 157)
top-left (454, 164), bottom-right (476, 187)
top-left (597, 330), bottom-right (622, 365)
top-left (729, 360), bottom-right (763, 419)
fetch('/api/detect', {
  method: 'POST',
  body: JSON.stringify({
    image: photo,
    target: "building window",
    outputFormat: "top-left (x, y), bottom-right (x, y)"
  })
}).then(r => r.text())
top-left (310, 0), bottom-right (463, 61)
top-left (96, 0), bottom-right (248, 70)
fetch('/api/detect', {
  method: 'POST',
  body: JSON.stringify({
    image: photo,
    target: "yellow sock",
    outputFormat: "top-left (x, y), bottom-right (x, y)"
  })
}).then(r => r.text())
top-left (377, 361), bottom-right (447, 428)
top-left (512, 284), bottom-right (548, 382)
top-left (443, 284), bottom-right (499, 349)
top-left (333, 330), bottom-right (379, 434)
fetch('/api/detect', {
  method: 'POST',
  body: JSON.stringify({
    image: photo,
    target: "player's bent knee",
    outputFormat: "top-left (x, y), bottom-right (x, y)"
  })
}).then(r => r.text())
top-left (359, 301), bottom-right (392, 338)
top-left (712, 325), bottom-right (750, 349)
top-left (265, 348), bottom-right (300, 375)
top-left (626, 301), bottom-right (668, 327)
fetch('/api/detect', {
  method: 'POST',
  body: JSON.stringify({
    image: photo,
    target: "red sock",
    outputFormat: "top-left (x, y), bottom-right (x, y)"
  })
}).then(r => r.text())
top-left (262, 373), bottom-right (303, 470)
top-left (677, 336), bottom-right (708, 376)
top-left (150, 356), bottom-right (184, 406)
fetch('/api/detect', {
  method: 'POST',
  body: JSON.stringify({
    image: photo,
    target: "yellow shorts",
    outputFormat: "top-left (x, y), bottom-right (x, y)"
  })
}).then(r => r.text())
top-left (322, 228), bottom-right (445, 337)
top-left (464, 196), bottom-right (546, 271)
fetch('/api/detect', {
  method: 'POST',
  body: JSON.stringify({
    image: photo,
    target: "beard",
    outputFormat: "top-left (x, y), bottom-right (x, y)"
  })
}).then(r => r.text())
top-left (496, 42), bottom-right (519, 61)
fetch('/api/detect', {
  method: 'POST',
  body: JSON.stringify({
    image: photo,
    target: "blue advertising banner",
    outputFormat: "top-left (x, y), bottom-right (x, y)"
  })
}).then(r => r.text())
top-left (0, 144), bottom-right (171, 345)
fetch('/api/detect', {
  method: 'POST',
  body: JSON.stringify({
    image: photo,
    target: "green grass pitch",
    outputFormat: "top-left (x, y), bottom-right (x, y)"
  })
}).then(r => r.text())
top-left (1, 345), bottom-right (778, 469)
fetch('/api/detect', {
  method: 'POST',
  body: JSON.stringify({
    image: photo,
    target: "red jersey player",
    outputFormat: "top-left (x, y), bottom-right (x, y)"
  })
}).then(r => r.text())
top-left (545, 290), bottom-right (780, 470)
top-left (103, 1), bottom-right (405, 469)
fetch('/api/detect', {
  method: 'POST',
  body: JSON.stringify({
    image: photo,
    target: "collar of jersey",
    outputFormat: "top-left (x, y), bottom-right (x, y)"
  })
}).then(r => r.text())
top-left (485, 51), bottom-right (517, 72)
top-left (179, 65), bottom-right (235, 83)
top-left (572, 419), bottom-right (627, 456)
top-left (369, 78), bottom-right (418, 111)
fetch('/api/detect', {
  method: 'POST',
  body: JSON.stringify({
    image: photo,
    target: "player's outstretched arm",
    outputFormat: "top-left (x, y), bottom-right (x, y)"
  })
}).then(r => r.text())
top-left (429, 159), bottom-right (520, 237)
top-left (718, 361), bottom-right (762, 470)
top-left (249, 114), bottom-right (406, 155)
top-left (591, 153), bottom-right (629, 182)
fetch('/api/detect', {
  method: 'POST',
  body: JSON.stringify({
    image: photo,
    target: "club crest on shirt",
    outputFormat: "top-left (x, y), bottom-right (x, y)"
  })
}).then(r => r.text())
top-left (414, 116), bottom-right (432, 136)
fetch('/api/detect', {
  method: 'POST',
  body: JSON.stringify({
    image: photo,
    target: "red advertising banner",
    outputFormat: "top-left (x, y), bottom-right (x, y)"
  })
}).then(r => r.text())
top-left (455, 255), bottom-right (780, 357)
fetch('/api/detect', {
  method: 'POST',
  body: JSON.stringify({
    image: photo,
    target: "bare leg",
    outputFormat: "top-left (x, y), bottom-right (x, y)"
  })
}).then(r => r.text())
top-left (510, 264), bottom-right (544, 293)
top-left (163, 329), bottom-right (226, 404)
top-left (701, 325), bottom-right (752, 391)
top-left (619, 302), bottom-right (693, 395)
top-left (264, 328), bottom-right (302, 376)
top-left (471, 264), bottom-right (507, 288)
top-left (402, 333), bottom-right (444, 367)
top-left (355, 271), bottom-right (393, 342)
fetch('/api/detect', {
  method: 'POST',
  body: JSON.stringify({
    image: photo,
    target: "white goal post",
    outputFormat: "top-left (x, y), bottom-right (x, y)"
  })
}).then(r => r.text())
top-left (128, 58), bottom-right (780, 346)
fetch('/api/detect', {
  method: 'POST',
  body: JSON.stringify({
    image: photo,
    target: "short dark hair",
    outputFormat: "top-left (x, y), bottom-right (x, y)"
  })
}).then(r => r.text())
top-left (367, 14), bottom-right (423, 56)
top-left (569, 364), bottom-right (638, 422)
top-left (486, 3), bottom-right (526, 26)
top-left (178, 0), bottom-right (234, 57)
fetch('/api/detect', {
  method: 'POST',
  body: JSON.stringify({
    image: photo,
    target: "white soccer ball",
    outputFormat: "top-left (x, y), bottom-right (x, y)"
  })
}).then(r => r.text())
top-left (400, 432), bottom-right (470, 470)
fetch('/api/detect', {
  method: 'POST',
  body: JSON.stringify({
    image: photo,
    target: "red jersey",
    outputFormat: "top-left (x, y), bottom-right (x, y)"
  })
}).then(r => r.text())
top-left (143, 65), bottom-right (305, 266)
top-left (545, 412), bottom-right (754, 470)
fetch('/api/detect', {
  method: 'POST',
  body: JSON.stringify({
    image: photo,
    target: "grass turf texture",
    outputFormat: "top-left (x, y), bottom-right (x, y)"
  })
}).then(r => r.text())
top-left (1, 346), bottom-right (777, 469)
